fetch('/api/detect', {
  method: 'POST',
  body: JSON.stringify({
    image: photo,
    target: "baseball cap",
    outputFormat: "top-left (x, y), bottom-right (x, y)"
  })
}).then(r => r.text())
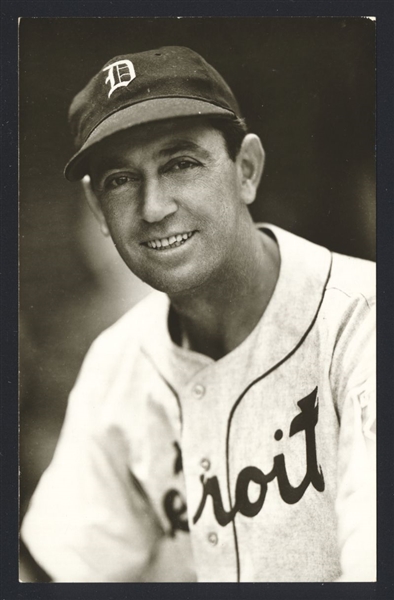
top-left (64, 46), bottom-right (242, 181)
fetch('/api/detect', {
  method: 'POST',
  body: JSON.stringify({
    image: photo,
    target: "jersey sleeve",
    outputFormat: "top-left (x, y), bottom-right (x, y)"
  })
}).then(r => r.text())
top-left (21, 341), bottom-right (165, 582)
top-left (330, 297), bottom-right (376, 581)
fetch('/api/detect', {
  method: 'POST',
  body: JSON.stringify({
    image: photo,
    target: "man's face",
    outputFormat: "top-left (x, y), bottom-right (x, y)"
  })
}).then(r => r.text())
top-left (88, 118), bottom-right (252, 296)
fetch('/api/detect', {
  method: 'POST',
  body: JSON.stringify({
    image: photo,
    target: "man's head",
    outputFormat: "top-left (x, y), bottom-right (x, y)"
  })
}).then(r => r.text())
top-left (65, 47), bottom-right (265, 296)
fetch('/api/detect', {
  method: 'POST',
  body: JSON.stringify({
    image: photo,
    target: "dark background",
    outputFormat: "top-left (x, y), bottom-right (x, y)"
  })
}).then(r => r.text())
top-left (19, 15), bottom-right (376, 570)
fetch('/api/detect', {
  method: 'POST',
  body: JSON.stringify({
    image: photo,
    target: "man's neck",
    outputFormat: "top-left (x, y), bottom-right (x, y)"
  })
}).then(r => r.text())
top-left (168, 228), bottom-right (280, 360)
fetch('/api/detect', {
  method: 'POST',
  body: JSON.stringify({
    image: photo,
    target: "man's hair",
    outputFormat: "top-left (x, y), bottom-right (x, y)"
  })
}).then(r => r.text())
top-left (207, 117), bottom-right (248, 161)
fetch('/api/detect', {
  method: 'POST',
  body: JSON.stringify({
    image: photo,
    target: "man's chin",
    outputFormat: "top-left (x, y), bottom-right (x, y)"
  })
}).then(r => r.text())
top-left (139, 270), bottom-right (209, 298)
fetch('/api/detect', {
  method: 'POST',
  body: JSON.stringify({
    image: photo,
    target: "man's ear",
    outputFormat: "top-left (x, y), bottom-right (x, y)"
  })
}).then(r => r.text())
top-left (81, 176), bottom-right (110, 237)
top-left (237, 134), bottom-right (265, 205)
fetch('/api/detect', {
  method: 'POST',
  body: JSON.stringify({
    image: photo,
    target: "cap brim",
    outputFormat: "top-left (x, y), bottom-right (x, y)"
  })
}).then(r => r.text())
top-left (64, 97), bottom-right (236, 181)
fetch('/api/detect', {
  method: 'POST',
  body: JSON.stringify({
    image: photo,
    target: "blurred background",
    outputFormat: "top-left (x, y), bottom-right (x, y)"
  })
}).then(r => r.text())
top-left (19, 16), bottom-right (375, 550)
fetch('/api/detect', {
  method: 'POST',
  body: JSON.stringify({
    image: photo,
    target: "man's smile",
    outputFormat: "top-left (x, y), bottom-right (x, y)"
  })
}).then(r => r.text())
top-left (143, 231), bottom-right (195, 251)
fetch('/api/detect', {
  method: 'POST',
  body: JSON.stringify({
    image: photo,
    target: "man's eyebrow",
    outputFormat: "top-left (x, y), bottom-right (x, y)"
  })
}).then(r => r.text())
top-left (158, 140), bottom-right (211, 160)
top-left (88, 156), bottom-right (130, 181)
top-left (90, 140), bottom-right (211, 176)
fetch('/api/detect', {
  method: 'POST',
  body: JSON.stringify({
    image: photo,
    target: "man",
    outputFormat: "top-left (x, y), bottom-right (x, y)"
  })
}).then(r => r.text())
top-left (21, 46), bottom-right (376, 582)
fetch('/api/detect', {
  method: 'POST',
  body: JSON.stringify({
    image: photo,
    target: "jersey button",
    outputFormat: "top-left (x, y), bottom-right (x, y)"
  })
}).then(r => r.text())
top-left (208, 532), bottom-right (218, 546)
top-left (193, 384), bottom-right (205, 398)
top-left (200, 458), bottom-right (211, 471)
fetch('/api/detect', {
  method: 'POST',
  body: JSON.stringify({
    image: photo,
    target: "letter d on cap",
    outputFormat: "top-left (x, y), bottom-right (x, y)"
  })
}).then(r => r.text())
top-left (103, 60), bottom-right (136, 98)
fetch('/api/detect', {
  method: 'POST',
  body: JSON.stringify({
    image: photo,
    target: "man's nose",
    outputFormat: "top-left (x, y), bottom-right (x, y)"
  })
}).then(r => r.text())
top-left (140, 177), bottom-right (178, 223)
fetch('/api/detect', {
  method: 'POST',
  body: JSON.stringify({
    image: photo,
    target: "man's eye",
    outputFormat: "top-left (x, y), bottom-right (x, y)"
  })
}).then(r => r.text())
top-left (175, 160), bottom-right (195, 170)
top-left (168, 160), bottom-right (199, 172)
top-left (105, 175), bottom-right (137, 189)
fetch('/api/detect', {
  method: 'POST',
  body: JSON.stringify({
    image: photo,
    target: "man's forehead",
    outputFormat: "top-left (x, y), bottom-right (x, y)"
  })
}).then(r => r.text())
top-left (88, 117), bottom-right (223, 168)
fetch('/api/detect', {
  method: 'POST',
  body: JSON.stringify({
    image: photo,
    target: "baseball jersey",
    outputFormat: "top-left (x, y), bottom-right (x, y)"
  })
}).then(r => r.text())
top-left (21, 224), bottom-right (376, 582)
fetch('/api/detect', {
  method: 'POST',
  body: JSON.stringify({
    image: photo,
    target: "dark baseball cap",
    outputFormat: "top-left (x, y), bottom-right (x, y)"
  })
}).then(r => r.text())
top-left (64, 46), bottom-right (242, 181)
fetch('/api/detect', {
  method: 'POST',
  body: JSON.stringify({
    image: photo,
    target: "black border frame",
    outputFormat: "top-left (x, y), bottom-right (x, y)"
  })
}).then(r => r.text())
top-left (1, 1), bottom-right (393, 599)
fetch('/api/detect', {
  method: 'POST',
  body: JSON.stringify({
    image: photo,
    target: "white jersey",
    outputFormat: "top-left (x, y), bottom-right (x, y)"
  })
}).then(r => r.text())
top-left (21, 225), bottom-right (376, 582)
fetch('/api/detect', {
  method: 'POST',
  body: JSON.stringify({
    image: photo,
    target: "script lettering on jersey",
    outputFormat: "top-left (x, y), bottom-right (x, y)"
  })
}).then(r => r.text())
top-left (163, 441), bottom-right (189, 536)
top-left (103, 59), bottom-right (136, 97)
top-left (193, 387), bottom-right (324, 526)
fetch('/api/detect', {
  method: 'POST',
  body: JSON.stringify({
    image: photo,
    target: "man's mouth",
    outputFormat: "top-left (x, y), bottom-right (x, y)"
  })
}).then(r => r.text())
top-left (144, 231), bottom-right (194, 251)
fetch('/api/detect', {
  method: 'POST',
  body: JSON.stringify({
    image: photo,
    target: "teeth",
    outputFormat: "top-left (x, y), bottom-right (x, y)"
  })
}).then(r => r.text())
top-left (146, 231), bottom-right (194, 250)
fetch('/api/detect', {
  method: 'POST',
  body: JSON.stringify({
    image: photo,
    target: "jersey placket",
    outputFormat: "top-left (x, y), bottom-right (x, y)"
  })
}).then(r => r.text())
top-left (179, 363), bottom-right (240, 582)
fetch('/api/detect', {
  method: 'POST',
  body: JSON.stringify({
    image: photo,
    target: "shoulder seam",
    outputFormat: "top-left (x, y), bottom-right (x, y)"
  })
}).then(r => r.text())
top-left (326, 286), bottom-right (375, 309)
